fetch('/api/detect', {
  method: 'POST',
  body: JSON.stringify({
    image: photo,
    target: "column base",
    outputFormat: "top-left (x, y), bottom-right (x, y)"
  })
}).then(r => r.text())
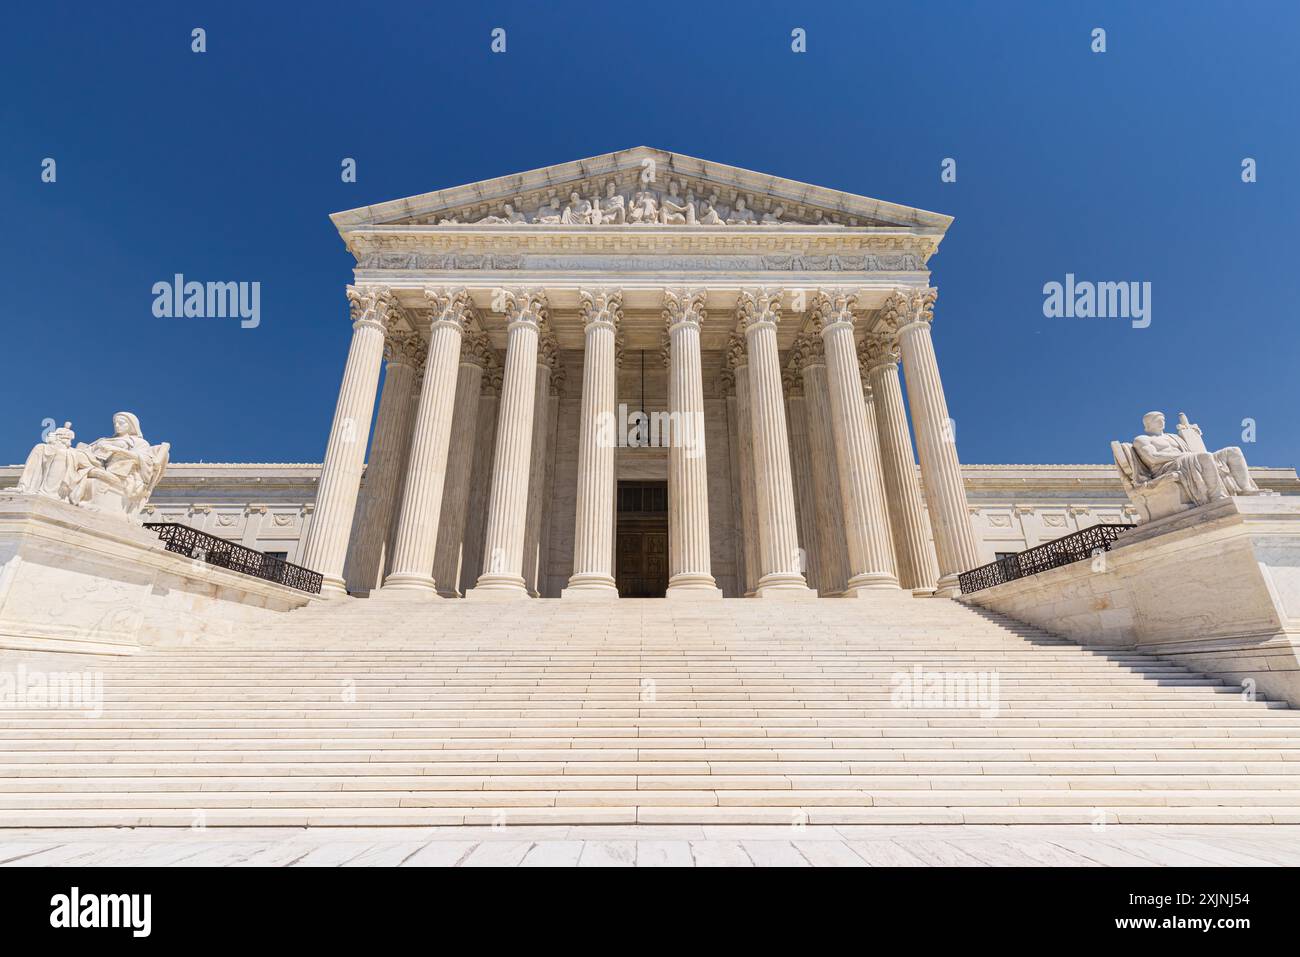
top-left (755, 572), bottom-right (819, 600)
top-left (466, 576), bottom-right (531, 600)
top-left (910, 586), bottom-right (938, 598)
top-left (319, 577), bottom-right (350, 600)
top-left (665, 578), bottom-right (724, 600)
top-left (841, 572), bottom-right (902, 597)
top-left (934, 573), bottom-right (961, 598)
top-left (373, 574), bottom-right (443, 601)
top-left (561, 576), bottom-right (619, 599)
top-left (840, 583), bottom-right (909, 600)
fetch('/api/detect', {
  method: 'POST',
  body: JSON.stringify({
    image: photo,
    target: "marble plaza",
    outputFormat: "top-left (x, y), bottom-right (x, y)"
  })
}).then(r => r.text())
top-left (3, 147), bottom-right (1300, 836)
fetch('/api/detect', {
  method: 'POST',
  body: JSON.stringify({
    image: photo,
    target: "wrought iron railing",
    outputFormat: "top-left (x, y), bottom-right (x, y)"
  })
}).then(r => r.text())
top-left (958, 523), bottom-right (1133, 595)
top-left (144, 522), bottom-right (323, 595)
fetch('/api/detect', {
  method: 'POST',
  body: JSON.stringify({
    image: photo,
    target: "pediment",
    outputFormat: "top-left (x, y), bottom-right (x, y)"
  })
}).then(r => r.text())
top-left (331, 146), bottom-right (952, 234)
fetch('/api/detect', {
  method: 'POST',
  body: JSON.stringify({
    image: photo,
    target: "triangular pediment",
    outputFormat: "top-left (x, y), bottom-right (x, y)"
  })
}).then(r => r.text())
top-left (331, 147), bottom-right (951, 233)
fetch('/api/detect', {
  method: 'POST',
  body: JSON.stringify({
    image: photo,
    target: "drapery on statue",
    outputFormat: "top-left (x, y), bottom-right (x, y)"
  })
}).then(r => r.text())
top-left (1111, 411), bottom-right (1264, 523)
top-left (13, 412), bottom-right (170, 521)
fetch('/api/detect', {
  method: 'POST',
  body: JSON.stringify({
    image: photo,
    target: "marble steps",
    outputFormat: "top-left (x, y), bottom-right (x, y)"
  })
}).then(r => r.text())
top-left (3, 599), bottom-right (1300, 823)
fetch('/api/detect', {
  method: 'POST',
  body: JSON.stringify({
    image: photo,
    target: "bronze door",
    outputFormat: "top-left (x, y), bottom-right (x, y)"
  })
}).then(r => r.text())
top-left (615, 481), bottom-right (669, 597)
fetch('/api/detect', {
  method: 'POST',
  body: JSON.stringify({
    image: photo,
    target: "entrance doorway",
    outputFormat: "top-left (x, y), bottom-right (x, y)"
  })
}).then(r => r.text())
top-left (615, 481), bottom-right (669, 597)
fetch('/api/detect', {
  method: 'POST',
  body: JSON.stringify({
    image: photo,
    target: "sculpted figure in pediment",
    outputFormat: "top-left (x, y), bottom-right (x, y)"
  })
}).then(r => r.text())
top-left (629, 190), bottom-right (659, 224)
top-left (697, 192), bottom-right (724, 225)
top-left (535, 197), bottom-right (563, 224)
top-left (596, 180), bottom-right (626, 224)
top-left (727, 196), bottom-right (757, 225)
top-left (761, 204), bottom-right (786, 225)
top-left (561, 190), bottom-right (595, 225)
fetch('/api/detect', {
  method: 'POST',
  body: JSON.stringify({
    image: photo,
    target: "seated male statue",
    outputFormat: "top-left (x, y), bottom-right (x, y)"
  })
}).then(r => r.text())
top-left (1132, 410), bottom-right (1261, 506)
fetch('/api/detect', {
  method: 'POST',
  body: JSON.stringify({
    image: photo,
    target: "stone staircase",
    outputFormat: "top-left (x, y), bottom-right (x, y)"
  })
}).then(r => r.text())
top-left (2, 597), bottom-right (1300, 826)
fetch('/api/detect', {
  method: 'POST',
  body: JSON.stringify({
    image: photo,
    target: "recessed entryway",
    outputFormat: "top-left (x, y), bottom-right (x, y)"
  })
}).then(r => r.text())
top-left (615, 481), bottom-right (668, 597)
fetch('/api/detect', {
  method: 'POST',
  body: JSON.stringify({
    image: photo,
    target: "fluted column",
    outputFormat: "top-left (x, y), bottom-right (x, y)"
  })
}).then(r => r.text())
top-left (522, 332), bottom-right (559, 596)
top-left (461, 371), bottom-right (501, 592)
top-left (564, 290), bottom-right (622, 597)
top-left (380, 289), bottom-right (473, 596)
top-left (431, 332), bottom-right (492, 597)
top-left (738, 289), bottom-right (815, 598)
top-left (797, 334), bottom-right (849, 595)
top-left (885, 287), bottom-right (980, 596)
top-left (342, 330), bottom-right (423, 594)
top-left (726, 335), bottom-right (761, 597)
top-left (814, 291), bottom-right (899, 595)
top-left (301, 285), bottom-right (398, 598)
top-left (470, 290), bottom-right (547, 598)
top-left (663, 289), bottom-right (722, 597)
top-left (784, 368), bottom-right (822, 592)
top-left (861, 333), bottom-right (939, 594)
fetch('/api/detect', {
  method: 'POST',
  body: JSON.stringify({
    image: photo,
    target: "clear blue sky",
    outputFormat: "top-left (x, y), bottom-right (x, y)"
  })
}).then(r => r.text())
top-left (3, 1), bottom-right (1296, 467)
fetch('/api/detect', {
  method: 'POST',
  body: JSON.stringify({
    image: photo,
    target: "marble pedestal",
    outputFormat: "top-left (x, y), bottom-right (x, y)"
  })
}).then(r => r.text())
top-left (960, 495), bottom-right (1300, 706)
top-left (0, 494), bottom-right (316, 655)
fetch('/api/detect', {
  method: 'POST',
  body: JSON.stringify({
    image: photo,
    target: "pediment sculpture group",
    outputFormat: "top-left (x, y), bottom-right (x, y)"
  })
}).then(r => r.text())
top-left (13, 412), bottom-right (170, 521)
top-left (441, 179), bottom-right (838, 228)
top-left (1113, 411), bottom-right (1267, 523)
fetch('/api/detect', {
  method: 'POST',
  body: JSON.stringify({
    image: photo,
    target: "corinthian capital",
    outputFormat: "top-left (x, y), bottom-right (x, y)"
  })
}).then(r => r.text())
top-left (383, 330), bottom-right (423, 366)
top-left (723, 332), bottom-right (748, 370)
top-left (736, 287), bottom-right (784, 332)
top-left (578, 288), bottom-right (624, 331)
top-left (811, 289), bottom-right (859, 332)
top-left (499, 288), bottom-right (548, 328)
top-left (346, 284), bottom-right (400, 331)
top-left (423, 286), bottom-right (474, 330)
top-left (662, 288), bottom-right (707, 330)
top-left (859, 331), bottom-right (901, 371)
top-left (792, 331), bottom-right (825, 370)
top-left (460, 329), bottom-right (495, 368)
top-left (880, 286), bottom-right (937, 334)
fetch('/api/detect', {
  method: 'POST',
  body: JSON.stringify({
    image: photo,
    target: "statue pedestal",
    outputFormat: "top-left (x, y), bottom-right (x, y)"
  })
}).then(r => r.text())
top-left (960, 495), bottom-right (1300, 706)
top-left (0, 494), bottom-right (317, 655)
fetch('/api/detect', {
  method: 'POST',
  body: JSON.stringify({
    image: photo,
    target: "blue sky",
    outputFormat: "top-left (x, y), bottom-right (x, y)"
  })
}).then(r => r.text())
top-left (2, 0), bottom-right (1296, 467)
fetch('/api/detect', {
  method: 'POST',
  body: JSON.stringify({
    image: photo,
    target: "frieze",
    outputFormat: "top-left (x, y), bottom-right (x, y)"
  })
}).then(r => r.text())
top-left (356, 252), bottom-right (923, 273)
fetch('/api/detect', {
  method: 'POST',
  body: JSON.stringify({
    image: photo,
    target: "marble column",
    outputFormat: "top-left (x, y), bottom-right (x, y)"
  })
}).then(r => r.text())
top-left (522, 332), bottom-right (559, 597)
top-left (797, 334), bottom-right (849, 596)
top-left (470, 290), bottom-right (547, 598)
top-left (861, 333), bottom-right (939, 595)
top-left (380, 288), bottom-right (473, 597)
top-left (885, 287), bottom-right (980, 596)
top-left (663, 289), bottom-right (722, 597)
top-left (431, 332), bottom-right (492, 597)
top-left (342, 330), bottom-right (422, 594)
top-left (300, 285), bottom-right (399, 598)
top-left (738, 289), bottom-right (815, 598)
top-left (784, 368), bottom-right (822, 592)
top-left (814, 291), bottom-right (899, 595)
top-left (721, 372), bottom-right (747, 597)
top-left (726, 335), bottom-right (761, 597)
top-left (564, 290), bottom-right (621, 598)
top-left (461, 371), bottom-right (501, 592)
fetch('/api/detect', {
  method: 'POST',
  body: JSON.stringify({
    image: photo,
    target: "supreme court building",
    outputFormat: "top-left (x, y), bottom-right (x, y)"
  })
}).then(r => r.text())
top-left (294, 147), bottom-right (980, 602)
top-left (27, 148), bottom-right (1286, 602)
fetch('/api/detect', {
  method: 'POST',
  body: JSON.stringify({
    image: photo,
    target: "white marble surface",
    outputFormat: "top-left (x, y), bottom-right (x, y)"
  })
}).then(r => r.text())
top-left (4, 824), bottom-right (1298, 867)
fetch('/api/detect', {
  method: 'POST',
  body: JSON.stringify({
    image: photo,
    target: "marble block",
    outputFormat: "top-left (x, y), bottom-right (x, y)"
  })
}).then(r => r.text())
top-left (0, 493), bottom-right (317, 655)
top-left (960, 495), bottom-right (1300, 706)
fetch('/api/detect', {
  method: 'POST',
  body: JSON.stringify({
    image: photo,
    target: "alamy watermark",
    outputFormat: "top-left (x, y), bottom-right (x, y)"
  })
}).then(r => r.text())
top-left (891, 665), bottom-right (1000, 718)
top-left (598, 404), bottom-right (705, 459)
top-left (1042, 273), bottom-right (1151, 328)
top-left (0, 664), bottom-right (103, 718)
top-left (152, 273), bottom-right (260, 329)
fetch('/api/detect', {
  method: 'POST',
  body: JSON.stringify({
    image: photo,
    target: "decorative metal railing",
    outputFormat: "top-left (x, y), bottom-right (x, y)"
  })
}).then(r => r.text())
top-left (958, 523), bottom-right (1134, 595)
top-left (144, 522), bottom-right (323, 595)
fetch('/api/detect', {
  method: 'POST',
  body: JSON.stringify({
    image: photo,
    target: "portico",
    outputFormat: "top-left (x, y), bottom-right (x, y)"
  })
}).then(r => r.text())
top-left (300, 147), bottom-right (980, 600)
